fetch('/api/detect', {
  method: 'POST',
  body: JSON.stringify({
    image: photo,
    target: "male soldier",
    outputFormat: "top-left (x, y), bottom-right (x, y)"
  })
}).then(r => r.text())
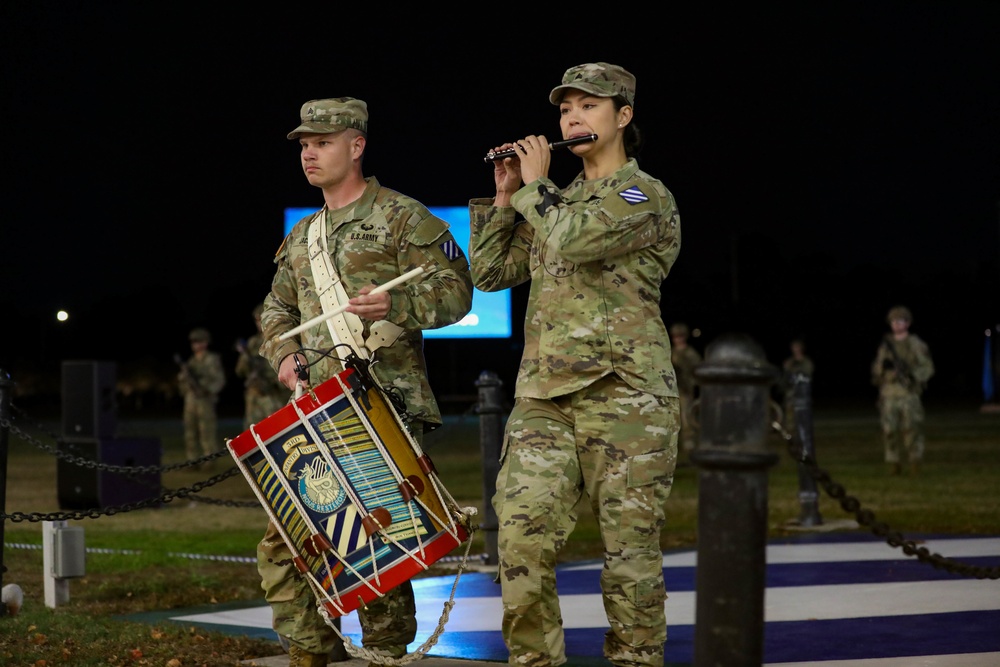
top-left (670, 323), bottom-right (702, 451)
top-left (258, 97), bottom-right (473, 667)
top-left (177, 328), bottom-right (226, 464)
top-left (235, 303), bottom-right (289, 430)
top-left (781, 338), bottom-right (815, 434)
top-left (871, 306), bottom-right (934, 475)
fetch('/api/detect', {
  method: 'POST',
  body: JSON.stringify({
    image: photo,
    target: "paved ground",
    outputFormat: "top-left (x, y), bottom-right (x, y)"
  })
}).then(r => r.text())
top-left (244, 656), bottom-right (498, 666)
top-left (134, 532), bottom-right (1000, 667)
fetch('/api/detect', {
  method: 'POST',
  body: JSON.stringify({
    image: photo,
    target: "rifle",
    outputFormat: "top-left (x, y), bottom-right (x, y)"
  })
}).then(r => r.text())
top-left (174, 353), bottom-right (206, 396)
top-left (880, 336), bottom-right (915, 389)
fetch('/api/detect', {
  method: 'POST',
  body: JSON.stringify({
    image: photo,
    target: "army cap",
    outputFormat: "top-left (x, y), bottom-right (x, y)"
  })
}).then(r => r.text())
top-left (669, 323), bottom-right (690, 338)
top-left (287, 97), bottom-right (368, 140)
top-left (887, 305), bottom-right (913, 324)
top-left (549, 62), bottom-right (636, 107)
top-left (189, 328), bottom-right (211, 343)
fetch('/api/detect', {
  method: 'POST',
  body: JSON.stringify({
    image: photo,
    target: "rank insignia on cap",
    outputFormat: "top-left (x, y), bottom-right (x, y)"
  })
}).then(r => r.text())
top-left (439, 239), bottom-right (463, 262)
top-left (619, 186), bottom-right (649, 204)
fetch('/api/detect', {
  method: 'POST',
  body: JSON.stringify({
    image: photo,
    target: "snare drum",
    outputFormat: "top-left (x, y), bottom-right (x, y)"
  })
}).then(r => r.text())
top-left (227, 363), bottom-right (471, 618)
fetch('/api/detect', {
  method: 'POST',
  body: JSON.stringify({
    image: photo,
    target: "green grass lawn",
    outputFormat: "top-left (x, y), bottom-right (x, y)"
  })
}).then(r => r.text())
top-left (2, 399), bottom-right (998, 665)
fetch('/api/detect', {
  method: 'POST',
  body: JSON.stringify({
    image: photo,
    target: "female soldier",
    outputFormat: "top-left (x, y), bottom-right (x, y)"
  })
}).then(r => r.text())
top-left (469, 62), bottom-right (682, 667)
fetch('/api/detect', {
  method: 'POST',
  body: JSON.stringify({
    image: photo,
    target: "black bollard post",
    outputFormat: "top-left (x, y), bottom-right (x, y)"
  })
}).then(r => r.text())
top-left (690, 333), bottom-right (779, 667)
top-left (790, 373), bottom-right (823, 527)
top-left (0, 368), bottom-right (13, 613)
top-left (475, 370), bottom-right (504, 566)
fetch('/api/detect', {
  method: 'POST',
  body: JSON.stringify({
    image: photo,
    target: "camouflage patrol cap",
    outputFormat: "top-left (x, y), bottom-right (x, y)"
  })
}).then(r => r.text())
top-left (189, 327), bottom-right (211, 343)
top-left (287, 97), bottom-right (368, 140)
top-left (669, 323), bottom-right (690, 338)
top-left (887, 305), bottom-right (913, 324)
top-left (549, 62), bottom-right (636, 107)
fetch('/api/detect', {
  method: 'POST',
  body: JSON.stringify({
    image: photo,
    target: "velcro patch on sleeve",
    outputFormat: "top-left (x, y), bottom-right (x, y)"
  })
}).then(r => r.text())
top-left (439, 239), bottom-right (464, 261)
top-left (619, 186), bottom-right (649, 204)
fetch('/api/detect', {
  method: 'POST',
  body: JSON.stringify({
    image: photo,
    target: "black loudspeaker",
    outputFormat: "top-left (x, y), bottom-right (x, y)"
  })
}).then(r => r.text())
top-left (62, 360), bottom-right (117, 440)
top-left (57, 438), bottom-right (162, 510)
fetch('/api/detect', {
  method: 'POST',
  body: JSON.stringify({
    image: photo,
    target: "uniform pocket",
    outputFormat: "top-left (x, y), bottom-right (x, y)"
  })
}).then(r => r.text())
top-left (618, 449), bottom-right (677, 540)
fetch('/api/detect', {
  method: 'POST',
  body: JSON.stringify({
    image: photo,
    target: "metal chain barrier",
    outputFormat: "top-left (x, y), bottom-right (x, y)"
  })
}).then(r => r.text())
top-left (0, 404), bottom-right (256, 523)
top-left (770, 417), bottom-right (1000, 580)
top-left (4, 398), bottom-right (998, 579)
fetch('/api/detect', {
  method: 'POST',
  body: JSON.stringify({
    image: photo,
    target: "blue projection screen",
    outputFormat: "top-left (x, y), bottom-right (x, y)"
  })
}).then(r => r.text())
top-left (284, 206), bottom-right (511, 339)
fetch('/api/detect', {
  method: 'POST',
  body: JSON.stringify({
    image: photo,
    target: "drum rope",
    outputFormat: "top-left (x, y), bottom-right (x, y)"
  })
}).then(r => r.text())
top-left (321, 530), bottom-right (477, 665)
top-left (249, 424), bottom-right (331, 555)
top-left (330, 374), bottom-right (441, 570)
top-left (289, 400), bottom-right (392, 599)
top-left (291, 400), bottom-right (378, 538)
top-left (338, 372), bottom-right (470, 544)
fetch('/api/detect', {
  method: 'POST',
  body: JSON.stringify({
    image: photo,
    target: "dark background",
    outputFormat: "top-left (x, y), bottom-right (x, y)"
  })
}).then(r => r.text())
top-left (2, 2), bottom-right (998, 415)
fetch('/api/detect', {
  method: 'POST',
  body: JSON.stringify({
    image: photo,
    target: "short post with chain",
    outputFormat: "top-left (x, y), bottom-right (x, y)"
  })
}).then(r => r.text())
top-left (0, 368), bottom-right (13, 615)
top-left (790, 373), bottom-right (823, 527)
top-left (474, 370), bottom-right (504, 567)
top-left (690, 333), bottom-right (779, 667)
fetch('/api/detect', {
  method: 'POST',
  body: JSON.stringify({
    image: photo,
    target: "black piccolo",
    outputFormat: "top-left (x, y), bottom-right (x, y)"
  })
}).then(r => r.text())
top-left (483, 133), bottom-right (598, 163)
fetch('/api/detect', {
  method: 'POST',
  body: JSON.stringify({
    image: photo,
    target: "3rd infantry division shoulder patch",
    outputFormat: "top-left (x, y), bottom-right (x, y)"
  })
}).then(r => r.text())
top-left (439, 239), bottom-right (464, 261)
top-left (619, 186), bottom-right (649, 204)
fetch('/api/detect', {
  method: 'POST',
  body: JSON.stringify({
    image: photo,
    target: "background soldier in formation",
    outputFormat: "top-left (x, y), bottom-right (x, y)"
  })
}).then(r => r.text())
top-left (781, 338), bottom-right (815, 434)
top-left (177, 327), bottom-right (226, 465)
top-left (871, 305), bottom-right (934, 476)
top-left (235, 303), bottom-right (289, 429)
top-left (670, 322), bottom-right (702, 452)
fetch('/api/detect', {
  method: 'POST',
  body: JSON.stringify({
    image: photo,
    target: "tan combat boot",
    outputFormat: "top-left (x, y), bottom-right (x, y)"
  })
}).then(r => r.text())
top-left (288, 645), bottom-right (330, 667)
top-left (909, 461), bottom-right (920, 476)
top-left (888, 462), bottom-right (901, 476)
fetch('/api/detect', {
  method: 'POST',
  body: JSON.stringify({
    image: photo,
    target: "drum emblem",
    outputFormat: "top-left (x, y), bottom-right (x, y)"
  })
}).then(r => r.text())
top-left (298, 457), bottom-right (346, 513)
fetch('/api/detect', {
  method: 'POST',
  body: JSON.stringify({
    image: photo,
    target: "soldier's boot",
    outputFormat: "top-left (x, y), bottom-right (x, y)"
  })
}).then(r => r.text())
top-left (909, 461), bottom-right (920, 476)
top-left (287, 645), bottom-right (329, 667)
top-left (888, 462), bottom-right (901, 476)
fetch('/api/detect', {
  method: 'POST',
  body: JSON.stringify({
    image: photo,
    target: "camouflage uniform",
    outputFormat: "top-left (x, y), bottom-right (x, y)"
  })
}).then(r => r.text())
top-left (669, 324), bottom-right (702, 452)
top-left (178, 328), bottom-right (226, 461)
top-left (781, 343), bottom-right (814, 434)
top-left (470, 63), bottom-right (681, 667)
top-left (870, 306), bottom-right (934, 472)
top-left (236, 304), bottom-right (289, 430)
top-left (258, 98), bottom-right (473, 663)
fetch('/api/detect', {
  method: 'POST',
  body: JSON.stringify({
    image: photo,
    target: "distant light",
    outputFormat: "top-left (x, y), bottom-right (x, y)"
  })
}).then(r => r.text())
top-left (691, 328), bottom-right (702, 338)
top-left (56, 310), bottom-right (69, 322)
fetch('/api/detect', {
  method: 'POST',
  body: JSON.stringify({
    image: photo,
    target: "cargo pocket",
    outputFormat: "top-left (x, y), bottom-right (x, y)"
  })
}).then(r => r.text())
top-left (619, 449), bottom-right (676, 539)
top-left (491, 433), bottom-right (512, 518)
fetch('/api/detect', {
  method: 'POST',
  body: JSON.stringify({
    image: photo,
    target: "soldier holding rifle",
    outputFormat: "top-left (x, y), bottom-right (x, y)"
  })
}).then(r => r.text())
top-left (235, 303), bottom-right (289, 430)
top-left (176, 327), bottom-right (226, 465)
top-left (871, 305), bottom-right (935, 476)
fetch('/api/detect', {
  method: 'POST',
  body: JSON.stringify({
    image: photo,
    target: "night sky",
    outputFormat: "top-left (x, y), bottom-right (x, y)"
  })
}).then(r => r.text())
top-left (3, 2), bottom-right (998, 408)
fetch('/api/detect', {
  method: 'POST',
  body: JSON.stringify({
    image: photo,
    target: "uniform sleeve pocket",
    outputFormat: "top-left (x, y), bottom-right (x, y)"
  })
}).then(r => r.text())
top-left (409, 215), bottom-right (448, 247)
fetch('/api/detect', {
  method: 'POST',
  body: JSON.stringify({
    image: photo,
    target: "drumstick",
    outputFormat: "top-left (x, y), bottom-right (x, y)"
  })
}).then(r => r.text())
top-left (278, 266), bottom-right (425, 342)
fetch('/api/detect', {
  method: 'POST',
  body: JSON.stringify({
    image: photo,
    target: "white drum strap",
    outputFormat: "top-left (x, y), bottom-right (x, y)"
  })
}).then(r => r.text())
top-left (308, 211), bottom-right (369, 362)
top-left (308, 210), bottom-right (405, 360)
